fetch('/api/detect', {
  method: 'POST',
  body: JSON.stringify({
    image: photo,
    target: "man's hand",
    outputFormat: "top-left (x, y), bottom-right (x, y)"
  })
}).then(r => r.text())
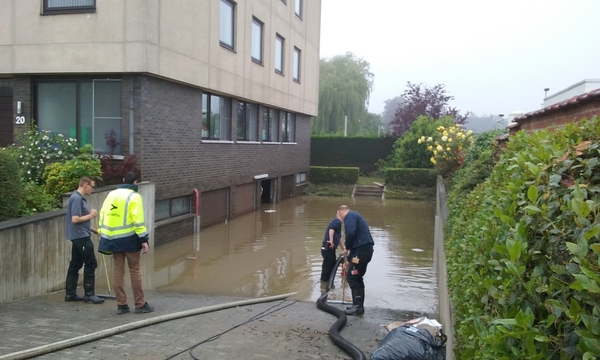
top-left (91, 228), bottom-right (98, 235)
top-left (328, 240), bottom-right (334, 249)
top-left (141, 242), bottom-right (149, 254)
top-left (89, 209), bottom-right (98, 218)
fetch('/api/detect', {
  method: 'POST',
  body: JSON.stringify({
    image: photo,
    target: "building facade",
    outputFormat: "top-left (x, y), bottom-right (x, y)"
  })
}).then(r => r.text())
top-left (0, 0), bottom-right (321, 245)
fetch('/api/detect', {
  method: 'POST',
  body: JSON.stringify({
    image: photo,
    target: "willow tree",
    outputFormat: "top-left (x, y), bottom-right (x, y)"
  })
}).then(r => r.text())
top-left (313, 52), bottom-right (373, 135)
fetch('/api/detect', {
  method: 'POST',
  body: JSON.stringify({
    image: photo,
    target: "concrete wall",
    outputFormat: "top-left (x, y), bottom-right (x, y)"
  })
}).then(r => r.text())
top-left (0, 0), bottom-right (320, 116)
top-left (0, 182), bottom-right (155, 304)
top-left (435, 176), bottom-right (454, 360)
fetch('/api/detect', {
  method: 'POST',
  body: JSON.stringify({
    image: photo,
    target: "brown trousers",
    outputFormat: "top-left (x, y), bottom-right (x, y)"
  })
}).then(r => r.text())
top-left (113, 251), bottom-right (145, 308)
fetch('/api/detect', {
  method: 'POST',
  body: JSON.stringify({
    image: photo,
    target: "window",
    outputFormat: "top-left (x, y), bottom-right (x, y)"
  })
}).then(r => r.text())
top-left (294, 0), bottom-right (302, 18)
top-left (293, 47), bottom-right (301, 82)
top-left (220, 0), bottom-right (235, 50)
top-left (296, 172), bottom-right (306, 184)
top-left (281, 112), bottom-right (296, 142)
top-left (237, 102), bottom-right (259, 141)
top-left (155, 196), bottom-right (192, 221)
top-left (43, 0), bottom-right (95, 15)
top-left (202, 93), bottom-right (232, 140)
top-left (275, 34), bottom-right (284, 74)
top-left (36, 79), bottom-right (122, 154)
top-left (251, 18), bottom-right (264, 64)
top-left (262, 107), bottom-right (279, 142)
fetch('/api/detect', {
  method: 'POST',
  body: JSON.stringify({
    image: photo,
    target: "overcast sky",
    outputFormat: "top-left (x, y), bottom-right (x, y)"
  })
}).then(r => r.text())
top-left (319, 0), bottom-right (600, 118)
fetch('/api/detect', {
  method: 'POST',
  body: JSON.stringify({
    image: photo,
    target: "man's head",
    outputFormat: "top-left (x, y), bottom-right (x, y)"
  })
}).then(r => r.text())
top-left (338, 205), bottom-right (350, 220)
top-left (123, 172), bottom-right (138, 185)
top-left (78, 177), bottom-right (95, 195)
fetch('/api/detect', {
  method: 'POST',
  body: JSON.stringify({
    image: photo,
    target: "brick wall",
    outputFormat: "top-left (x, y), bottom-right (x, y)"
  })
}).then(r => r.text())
top-left (510, 90), bottom-right (600, 135)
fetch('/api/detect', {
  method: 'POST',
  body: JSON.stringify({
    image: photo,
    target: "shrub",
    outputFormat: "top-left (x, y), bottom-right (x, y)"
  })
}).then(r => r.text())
top-left (445, 117), bottom-right (600, 359)
top-left (0, 149), bottom-right (23, 221)
top-left (43, 146), bottom-right (102, 200)
top-left (385, 168), bottom-right (438, 187)
top-left (18, 182), bottom-right (60, 216)
top-left (420, 123), bottom-right (473, 178)
top-left (100, 154), bottom-right (140, 186)
top-left (309, 166), bottom-right (359, 184)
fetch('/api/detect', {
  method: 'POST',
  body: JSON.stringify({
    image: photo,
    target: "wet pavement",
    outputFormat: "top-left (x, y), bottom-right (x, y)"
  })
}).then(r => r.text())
top-left (0, 290), bottom-right (433, 359)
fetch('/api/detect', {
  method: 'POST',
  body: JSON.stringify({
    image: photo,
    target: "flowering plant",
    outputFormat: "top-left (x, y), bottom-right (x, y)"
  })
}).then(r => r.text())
top-left (418, 124), bottom-right (473, 177)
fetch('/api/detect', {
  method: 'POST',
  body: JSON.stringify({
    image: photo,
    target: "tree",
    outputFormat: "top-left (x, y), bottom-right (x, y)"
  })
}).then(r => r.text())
top-left (313, 52), bottom-right (374, 135)
top-left (389, 82), bottom-right (468, 136)
top-left (381, 96), bottom-right (406, 126)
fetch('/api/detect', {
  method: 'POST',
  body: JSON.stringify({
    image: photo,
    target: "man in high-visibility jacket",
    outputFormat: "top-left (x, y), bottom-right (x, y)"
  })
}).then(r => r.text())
top-left (98, 172), bottom-right (154, 315)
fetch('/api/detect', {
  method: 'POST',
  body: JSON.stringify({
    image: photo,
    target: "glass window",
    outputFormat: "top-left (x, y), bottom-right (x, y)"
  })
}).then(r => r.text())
top-left (36, 79), bottom-right (122, 154)
top-left (237, 102), bottom-right (259, 141)
top-left (293, 47), bottom-right (301, 82)
top-left (43, 0), bottom-right (95, 14)
top-left (296, 172), bottom-right (306, 184)
top-left (269, 108), bottom-right (280, 142)
top-left (282, 112), bottom-right (295, 142)
top-left (155, 196), bottom-right (192, 221)
top-left (281, 112), bottom-right (288, 142)
top-left (251, 18), bottom-right (263, 64)
top-left (294, 0), bottom-right (302, 18)
top-left (262, 107), bottom-right (270, 141)
top-left (202, 93), bottom-right (231, 140)
top-left (220, 0), bottom-right (235, 49)
top-left (275, 34), bottom-right (284, 74)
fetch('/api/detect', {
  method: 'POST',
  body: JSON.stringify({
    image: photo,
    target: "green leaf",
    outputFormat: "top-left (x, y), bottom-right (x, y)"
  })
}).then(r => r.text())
top-left (491, 318), bottom-right (517, 326)
top-left (524, 205), bottom-right (542, 213)
top-left (508, 239), bottom-right (522, 263)
top-left (571, 274), bottom-right (600, 294)
top-left (567, 238), bottom-right (588, 260)
top-left (583, 226), bottom-right (600, 241)
top-left (527, 185), bottom-right (539, 203)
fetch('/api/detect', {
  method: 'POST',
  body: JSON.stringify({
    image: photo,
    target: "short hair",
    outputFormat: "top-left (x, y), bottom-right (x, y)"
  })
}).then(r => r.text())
top-left (124, 172), bottom-right (138, 185)
top-left (79, 177), bottom-right (93, 187)
top-left (338, 205), bottom-right (350, 212)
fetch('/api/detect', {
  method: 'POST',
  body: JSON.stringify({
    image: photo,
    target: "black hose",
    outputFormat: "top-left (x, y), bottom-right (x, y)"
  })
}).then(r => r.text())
top-left (316, 254), bottom-right (366, 360)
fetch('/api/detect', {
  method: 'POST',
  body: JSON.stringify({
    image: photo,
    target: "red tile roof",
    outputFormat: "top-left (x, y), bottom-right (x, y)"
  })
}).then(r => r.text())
top-left (514, 88), bottom-right (600, 123)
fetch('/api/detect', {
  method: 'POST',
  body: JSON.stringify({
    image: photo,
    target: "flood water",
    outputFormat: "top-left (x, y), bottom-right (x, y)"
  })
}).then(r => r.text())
top-left (153, 196), bottom-right (438, 314)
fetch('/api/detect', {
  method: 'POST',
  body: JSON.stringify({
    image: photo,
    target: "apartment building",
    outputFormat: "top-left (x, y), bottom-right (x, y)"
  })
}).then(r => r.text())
top-left (0, 0), bottom-right (321, 245)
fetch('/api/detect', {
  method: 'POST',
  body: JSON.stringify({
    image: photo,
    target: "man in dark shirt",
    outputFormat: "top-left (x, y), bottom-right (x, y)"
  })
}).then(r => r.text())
top-left (64, 177), bottom-right (104, 304)
top-left (338, 205), bottom-right (374, 315)
top-left (320, 211), bottom-right (344, 284)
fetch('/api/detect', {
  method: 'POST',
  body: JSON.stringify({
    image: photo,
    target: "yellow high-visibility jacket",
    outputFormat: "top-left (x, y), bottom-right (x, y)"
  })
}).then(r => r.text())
top-left (98, 185), bottom-right (148, 254)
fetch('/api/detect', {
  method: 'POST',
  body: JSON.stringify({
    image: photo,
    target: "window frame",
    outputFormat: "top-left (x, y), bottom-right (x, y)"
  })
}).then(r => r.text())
top-left (293, 47), bottom-right (301, 83)
top-left (282, 112), bottom-right (296, 143)
top-left (296, 172), bottom-right (307, 184)
top-left (275, 34), bottom-right (285, 75)
top-left (219, 0), bottom-right (235, 50)
top-left (294, 0), bottom-right (303, 18)
top-left (155, 195), bottom-right (193, 222)
top-left (202, 93), bottom-right (232, 141)
top-left (237, 101), bottom-right (259, 142)
top-left (42, 0), bottom-right (96, 15)
top-left (251, 17), bottom-right (264, 64)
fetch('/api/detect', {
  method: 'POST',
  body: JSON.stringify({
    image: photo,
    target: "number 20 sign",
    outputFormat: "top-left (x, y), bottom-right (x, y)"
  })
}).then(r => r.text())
top-left (15, 116), bottom-right (25, 124)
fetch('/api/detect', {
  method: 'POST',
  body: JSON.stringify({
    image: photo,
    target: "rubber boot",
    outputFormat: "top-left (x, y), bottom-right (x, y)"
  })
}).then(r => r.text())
top-left (64, 274), bottom-right (84, 302)
top-left (83, 276), bottom-right (104, 304)
top-left (344, 288), bottom-right (364, 315)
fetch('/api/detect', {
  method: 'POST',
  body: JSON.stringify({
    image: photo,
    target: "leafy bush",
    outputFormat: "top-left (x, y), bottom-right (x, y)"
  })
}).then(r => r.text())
top-left (11, 125), bottom-right (80, 184)
top-left (18, 182), bottom-right (60, 216)
top-left (100, 154), bottom-right (140, 186)
top-left (43, 147), bottom-right (102, 200)
top-left (309, 166), bottom-right (359, 184)
top-left (0, 149), bottom-right (23, 221)
top-left (379, 116), bottom-right (454, 171)
top-left (385, 168), bottom-right (438, 187)
top-left (303, 183), bottom-right (354, 197)
top-left (419, 123), bottom-right (473, 178)
top-left (445, 118), bottom-right (600, 359)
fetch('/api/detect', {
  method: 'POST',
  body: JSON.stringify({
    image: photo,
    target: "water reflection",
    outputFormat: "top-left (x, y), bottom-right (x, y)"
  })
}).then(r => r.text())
top-left (154, 196), bottom-right (437, 313)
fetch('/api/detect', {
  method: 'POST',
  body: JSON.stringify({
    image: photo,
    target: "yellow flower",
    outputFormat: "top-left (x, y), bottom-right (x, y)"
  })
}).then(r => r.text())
top-left (441, 136), bottom-right (448, 142)
top-left (436, 145), bottom-right (443, 151)
top-left (467, 130), bottom-right (473, 135)
top-left (430, 157), bottom-right (436, 164)
top-left (427, 145), bottom-right (433, 151)
top-left (433, 150), bottom-right (437, 155)
top-left (427, 137), bottom-right (433, 142)
top-left (448, 138), bottom-right (452, 142)
top-left (446, 147), bottom-right (451, 151)
top-left (417, 138), bottom-right (422, 144)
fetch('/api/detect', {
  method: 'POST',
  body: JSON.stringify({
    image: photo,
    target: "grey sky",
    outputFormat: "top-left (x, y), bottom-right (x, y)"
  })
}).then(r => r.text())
top-left (319, 0), bottom-right (600, 118)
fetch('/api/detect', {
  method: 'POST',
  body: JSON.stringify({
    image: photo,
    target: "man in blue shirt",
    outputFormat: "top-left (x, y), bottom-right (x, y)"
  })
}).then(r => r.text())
top-left (338, 205), bottom-right (374, 315)
top-left (320, 211), bottom-right (344, 284)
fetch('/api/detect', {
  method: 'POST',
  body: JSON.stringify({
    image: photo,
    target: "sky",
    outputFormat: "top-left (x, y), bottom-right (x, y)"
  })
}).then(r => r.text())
top-left (319, 0), bottom-right (600, 118)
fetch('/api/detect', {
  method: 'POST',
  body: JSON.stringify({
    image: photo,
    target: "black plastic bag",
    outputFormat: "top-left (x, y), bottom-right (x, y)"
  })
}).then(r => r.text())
top-left (371, 325), bottom-right (446, 360)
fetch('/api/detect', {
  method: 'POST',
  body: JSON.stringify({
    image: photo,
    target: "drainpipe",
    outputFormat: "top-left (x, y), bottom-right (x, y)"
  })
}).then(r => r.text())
top-left (194, 189), bottom-right (200, 252)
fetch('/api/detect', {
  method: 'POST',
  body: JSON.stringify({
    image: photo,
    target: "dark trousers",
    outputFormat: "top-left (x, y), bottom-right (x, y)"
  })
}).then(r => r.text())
top-left (320, 248), bottom-right (337, 282)
top-left (67, 236), bottom-right (98, 279)
top-left (346, 244), bottom-right (374, 290)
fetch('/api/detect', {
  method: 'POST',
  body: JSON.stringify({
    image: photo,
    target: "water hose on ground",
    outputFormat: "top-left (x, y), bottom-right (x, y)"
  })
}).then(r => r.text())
top-left (316, 254), bottom-right (366, 360)
top-left (0, 292), bottom-right (297, 360)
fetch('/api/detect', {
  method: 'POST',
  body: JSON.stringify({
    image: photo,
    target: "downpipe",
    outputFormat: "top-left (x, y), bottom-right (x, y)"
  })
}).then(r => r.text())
top-left (316, 254), bottom-right (366, 360)
top-left (0, 292), bottom-right (297, 360)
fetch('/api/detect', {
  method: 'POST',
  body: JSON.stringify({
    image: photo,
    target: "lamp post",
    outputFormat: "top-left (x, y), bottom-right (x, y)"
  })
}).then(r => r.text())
top-left (344, 113), bottom-right (348, 137)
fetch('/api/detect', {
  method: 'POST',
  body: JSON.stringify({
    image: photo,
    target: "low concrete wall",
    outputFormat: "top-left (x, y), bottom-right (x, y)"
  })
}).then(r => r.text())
top-left (434, 176), bottom-right (454, 359)
top-left (0, 182), bottom-right (155, 304)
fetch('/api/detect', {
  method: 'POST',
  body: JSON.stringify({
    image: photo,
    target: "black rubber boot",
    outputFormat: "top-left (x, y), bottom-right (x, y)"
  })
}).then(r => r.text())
top-left (344, 288), bottom-right (364, 316)
top-left (83, 276), bottom-right (104, 304)
top-left (64, 274), bottom-right (84, 302)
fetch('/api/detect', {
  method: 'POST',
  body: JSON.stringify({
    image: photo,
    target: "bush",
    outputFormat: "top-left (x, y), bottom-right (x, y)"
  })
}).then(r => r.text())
top-left (100, 154), bottom-right (140, 186)
top-left (385, 168), bottom-right (438, 187)
top-left (18, 182), bottom-right (60, 216)
top-left (43, 147), bottom-right (102, 200)
top-left (309, 166), bottom-right (359, 184)
top-left (419, 123), bottom-right (473, 178)
top-left (303, 183), bottom-right (354, 197)
top-left (0, 149), bottom-right (23, 221)
top-left (445, 117), bottom-right (600, 359)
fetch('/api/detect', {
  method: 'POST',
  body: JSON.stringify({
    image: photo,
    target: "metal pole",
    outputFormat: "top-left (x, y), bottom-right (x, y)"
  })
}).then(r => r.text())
top-left (344, 113), bottom-right (348, 137)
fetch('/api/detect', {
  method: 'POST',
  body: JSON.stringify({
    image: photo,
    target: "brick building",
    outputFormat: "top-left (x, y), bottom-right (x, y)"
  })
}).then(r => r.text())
top-left (0, 0), bottom-right (321, 245)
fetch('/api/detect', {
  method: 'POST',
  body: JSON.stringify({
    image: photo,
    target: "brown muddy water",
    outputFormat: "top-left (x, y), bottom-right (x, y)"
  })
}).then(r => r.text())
top-left (153, 196), bottom-right (437, 314)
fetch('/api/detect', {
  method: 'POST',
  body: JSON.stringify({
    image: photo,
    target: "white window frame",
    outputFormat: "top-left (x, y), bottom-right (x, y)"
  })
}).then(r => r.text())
top-left (220, 0), bottom-right (235, 50)
top-left (275, 34), bottom-right (284, 74)
top-left (251, 17), bottom-right (264, 64)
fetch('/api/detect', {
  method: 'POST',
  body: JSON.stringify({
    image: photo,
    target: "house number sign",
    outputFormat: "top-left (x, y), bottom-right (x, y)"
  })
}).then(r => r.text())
top-left (15, 116), bottom-right (26, 124)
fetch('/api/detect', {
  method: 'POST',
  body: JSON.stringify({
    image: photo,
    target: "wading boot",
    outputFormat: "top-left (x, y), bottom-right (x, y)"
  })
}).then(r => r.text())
top-left (64, 274), bottom-right (84, 302)
top-left (83, 277), bottom-right (104, 304)
top-left (344, 288), bottom-right (364, 316)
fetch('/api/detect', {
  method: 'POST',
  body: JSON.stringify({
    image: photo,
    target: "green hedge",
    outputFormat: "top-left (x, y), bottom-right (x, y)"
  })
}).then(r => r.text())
top-left (0, 150), bottom-right (23, 221)
top-left (385, 168), bottom-right (438, 187)
top-left (446, 117), bottom-right (600, 359)
top-left (309, 166), bottom-right (359, 184)
top-left (310, 136), bottom-right (397, 174)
